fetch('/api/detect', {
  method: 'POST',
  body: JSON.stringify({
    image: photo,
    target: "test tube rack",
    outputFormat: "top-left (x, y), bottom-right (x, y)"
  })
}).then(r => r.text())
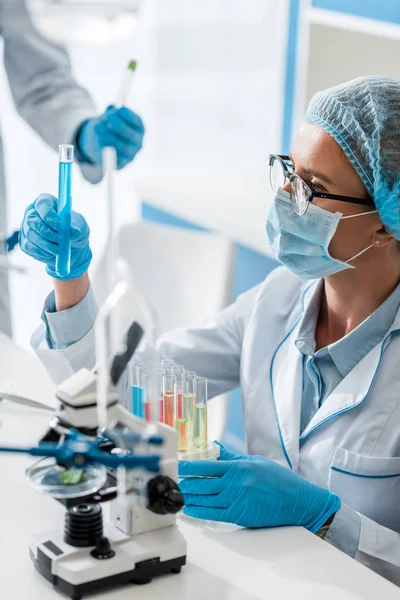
top-left (129, 360), bottom-right (220, 461)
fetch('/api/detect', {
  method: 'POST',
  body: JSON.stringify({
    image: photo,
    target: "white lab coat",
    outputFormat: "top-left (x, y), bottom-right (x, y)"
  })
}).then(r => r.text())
top-left (0, 0), bottom-right (102, 335)
top-left (34, 266), bottom-right (400, 585)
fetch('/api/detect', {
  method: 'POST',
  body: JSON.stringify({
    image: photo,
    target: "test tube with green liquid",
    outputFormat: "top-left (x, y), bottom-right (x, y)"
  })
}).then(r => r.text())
top-left (193, 376), bottom-right (208, 449)
top-left (175, 377), bottom-right (189, 452)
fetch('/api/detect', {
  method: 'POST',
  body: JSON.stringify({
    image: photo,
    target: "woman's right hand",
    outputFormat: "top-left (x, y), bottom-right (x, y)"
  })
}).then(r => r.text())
top-left (20, 193), bottom-right (92, 280)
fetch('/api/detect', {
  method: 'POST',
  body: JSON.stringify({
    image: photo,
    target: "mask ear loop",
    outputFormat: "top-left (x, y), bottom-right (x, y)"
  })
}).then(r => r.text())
top-left (345, 244), bottom-right (374, 264)
top-left (339, 210), bottom-right (379, 264)
top-left (340, 209), bottom-right (378, 220)
top-left (340, 210), bottom-right (378, 264)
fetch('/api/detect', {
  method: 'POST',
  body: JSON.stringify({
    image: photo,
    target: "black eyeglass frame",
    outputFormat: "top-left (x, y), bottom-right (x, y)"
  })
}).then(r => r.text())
top-left (269, 154), bottom-right (375, 215)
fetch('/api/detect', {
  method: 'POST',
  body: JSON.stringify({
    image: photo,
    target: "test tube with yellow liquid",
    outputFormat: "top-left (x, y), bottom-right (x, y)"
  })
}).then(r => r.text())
top-left (193, 377), bottom-right (208, 449)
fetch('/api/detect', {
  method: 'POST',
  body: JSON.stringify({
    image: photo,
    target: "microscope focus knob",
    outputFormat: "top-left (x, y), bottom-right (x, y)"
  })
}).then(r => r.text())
top-left (90, 536), bottom-right (115, 560)
top-left (147, 475), bottom-right (184, 515)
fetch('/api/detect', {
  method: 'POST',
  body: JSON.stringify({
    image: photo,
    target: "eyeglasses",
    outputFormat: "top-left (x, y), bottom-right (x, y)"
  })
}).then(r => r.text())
top-left (269, 154), bottom-right (375, 216)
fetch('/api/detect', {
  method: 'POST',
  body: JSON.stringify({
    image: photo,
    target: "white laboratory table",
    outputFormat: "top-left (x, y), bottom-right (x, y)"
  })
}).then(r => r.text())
top-left (1, 401), bottom-right (399, 600)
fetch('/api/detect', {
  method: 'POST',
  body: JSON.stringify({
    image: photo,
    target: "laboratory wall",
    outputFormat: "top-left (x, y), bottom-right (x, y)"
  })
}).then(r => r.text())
top-left (291, 0), bottom-right (400, 138)
top-left (312, 0), bottom-right (400, 22)
top-left (3, 0), bottom-right (400, 449)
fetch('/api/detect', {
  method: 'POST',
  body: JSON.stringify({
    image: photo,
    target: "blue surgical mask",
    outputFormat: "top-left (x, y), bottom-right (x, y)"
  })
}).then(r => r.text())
top-left (266, 188), bottom-right (378, 279)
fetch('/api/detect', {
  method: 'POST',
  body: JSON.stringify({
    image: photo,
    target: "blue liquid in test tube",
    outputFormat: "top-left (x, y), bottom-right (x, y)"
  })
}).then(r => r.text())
top-left (132, 386), bottom-right (145, 418)
top-left (55, 144), bottom-right (73, 278)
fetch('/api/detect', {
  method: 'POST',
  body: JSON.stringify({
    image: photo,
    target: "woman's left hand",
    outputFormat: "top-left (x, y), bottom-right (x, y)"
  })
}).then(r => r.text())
top-left (178, 443), bottom-right (340, 533)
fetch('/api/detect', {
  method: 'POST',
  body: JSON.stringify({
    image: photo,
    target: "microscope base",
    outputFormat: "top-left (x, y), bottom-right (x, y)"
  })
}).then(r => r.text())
top-left (30, 524), bottom-right (187, 600)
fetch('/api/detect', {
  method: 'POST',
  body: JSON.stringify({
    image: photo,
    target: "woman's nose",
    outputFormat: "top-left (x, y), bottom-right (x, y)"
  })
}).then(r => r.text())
top-left (282, 180), bottom-right (291, 193)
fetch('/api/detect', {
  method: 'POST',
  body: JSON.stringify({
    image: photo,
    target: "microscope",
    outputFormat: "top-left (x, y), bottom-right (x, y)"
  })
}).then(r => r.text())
top-left (1, 320), bottom-right (187, 600)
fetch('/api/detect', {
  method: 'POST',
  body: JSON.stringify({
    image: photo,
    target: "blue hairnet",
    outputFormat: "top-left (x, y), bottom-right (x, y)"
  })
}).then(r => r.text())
top-left (306, 76), bottom-right (400, 239)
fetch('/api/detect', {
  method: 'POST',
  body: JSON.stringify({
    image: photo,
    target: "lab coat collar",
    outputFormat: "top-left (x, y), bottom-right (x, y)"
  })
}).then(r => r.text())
top-left (327, 279), bottom-right (400, 378)
top-left (300, 299), bottom-right (400, 441)
top-left (295, 279), bottom-right (323, 357)
top-left (299, 338), bottom-right (383, 440)
top-left (270, 281), bottom-right (400, 467)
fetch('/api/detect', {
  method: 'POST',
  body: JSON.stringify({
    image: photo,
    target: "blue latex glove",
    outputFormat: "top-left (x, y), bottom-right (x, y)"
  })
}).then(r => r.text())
top-left (76, 106), bottom-right (145, 170)
top-left (179, 442), bottom-right (341, 533)
top-left (5, 229), bottom-right (19, 252)
top-left (20, 193), bottom-right (92, 280)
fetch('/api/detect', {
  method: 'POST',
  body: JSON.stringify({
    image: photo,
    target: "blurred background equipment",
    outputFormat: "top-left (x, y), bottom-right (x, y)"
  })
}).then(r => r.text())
top-left (27, 0), bottom-right (141, 42)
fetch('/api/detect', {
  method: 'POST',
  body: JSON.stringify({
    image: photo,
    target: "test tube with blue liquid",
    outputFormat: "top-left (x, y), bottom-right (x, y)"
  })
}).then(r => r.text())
top-left (55, 144), bottom-right (73, 278)
top-left (129, 359), bottom-right (145, 419)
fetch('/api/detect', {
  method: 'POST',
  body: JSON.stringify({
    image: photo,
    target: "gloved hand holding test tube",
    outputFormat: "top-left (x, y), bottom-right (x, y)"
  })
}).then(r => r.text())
top-left (55, 144), bottom-right (74, 278)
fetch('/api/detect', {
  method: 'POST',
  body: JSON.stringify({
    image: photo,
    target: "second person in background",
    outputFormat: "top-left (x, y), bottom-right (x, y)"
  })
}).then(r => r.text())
top-left (0, 0), bottom-right (144, 335)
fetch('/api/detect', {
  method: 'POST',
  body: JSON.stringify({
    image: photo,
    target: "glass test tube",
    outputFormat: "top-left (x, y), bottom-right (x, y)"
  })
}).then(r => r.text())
top-left (142, 370), bottom-right (151, 422)
top-left (159, 360), bottom-right (174, 422)
top-left (55, 144), bottom-right (74, 278)
top-left (144, 368), bottom-right (164, 422)
top-left (141, 361), bottom-right (157, 419)
top-left (163, 372), bottom-right (176, 427)
top-left (161, 359), bottom-right (175, 374)
top-left (172, 365), bottom-right (185, 418)
top-left (157, 368), bottom-right (165, 423)
top-left (171, 364), bottom-right (185, 383)
top-left (129, 360), bottom-right (145, 419)
top-left (193, 377), bottom-right (208, 449)
top-left (175, 377), bottom-right (189, 452)
top-left (185, 371), bottom-right (197, 445)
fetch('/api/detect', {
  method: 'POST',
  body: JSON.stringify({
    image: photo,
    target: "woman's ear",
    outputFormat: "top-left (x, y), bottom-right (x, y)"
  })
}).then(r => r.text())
top-left (372, 224), bottom-right (397, 248)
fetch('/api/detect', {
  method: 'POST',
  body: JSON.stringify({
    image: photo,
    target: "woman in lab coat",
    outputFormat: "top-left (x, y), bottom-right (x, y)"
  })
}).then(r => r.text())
top-left (20, 76), bottom-right (400, 584)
